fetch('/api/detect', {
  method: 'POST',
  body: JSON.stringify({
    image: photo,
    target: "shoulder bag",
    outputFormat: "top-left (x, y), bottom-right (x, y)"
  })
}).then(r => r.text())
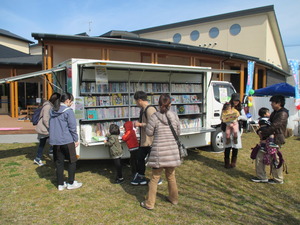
top-left (166, 115), bottom-right (188, 159)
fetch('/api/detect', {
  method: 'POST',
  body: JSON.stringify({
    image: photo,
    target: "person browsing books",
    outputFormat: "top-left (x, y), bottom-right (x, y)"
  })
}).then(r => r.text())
top-left (104, 124), bottom-right (124, 184)
top-left (131, 91), bottom-right (160, 186)
top-left (140, 93), bottom-right (181, 210)
top-left (122, 121), bottom-right (139, 178)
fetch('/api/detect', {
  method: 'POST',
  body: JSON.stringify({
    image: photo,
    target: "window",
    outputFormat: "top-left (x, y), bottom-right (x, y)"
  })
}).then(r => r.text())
top-left (173, 33), bottom-right (181, 43)
top-left (209, 27), bottom-right (219, 38)
top-left (190, 30), bottom-right (200, 41)
top-left (230, 24), bottom-right (241, 36)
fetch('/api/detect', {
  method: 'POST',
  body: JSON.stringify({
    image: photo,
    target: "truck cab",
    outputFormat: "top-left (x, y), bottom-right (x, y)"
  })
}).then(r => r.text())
top-left (207, 81), bottom-right (236, 152)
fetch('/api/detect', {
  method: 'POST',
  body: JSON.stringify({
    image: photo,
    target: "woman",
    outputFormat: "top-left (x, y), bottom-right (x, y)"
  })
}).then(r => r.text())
top-left (140, 93), bottom-right (181, 210)
top-left (34, 92), bottom-right (61, 166)
top-left (223, 93), bottom-right (247, 168)
top-left (49, 93), bottom-right (82, 191)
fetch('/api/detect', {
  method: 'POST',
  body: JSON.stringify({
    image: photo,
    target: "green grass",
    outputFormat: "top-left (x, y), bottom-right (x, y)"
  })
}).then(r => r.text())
top-left (0, 133), bottom-right (300, 224)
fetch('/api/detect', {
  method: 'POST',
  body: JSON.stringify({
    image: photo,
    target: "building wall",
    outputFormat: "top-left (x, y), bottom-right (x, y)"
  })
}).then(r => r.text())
top-left (0, 36), bottom-right (29, 54)
top-left (138, 14), bottom-right (283, 70)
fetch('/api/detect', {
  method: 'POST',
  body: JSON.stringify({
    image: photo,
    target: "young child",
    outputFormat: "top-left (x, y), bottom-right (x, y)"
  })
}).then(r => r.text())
top-left (221, 102), bottom-right (240, 144)
top-left (257, 107), bottom-right (279, 151)
top-left (122, 121), bottom-right (139, 177)
top-left (104, 124), bottom-right (124, 184)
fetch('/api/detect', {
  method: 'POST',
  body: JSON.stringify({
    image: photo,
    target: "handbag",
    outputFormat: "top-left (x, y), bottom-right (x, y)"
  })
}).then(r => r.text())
top-left (166, 115), bottom-right (188, 159)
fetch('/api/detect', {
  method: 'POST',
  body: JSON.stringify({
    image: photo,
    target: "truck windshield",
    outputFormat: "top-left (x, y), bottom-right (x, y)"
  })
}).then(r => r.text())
top-left (212, 83), bottom-right (236, 104)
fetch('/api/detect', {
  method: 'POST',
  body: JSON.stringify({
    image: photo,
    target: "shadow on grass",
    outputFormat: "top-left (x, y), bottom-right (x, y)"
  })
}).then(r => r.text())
top-left (176, 148), bottom-right (300, 224)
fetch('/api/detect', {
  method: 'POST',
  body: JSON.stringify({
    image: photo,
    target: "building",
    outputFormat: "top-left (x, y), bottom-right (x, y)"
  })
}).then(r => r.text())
top-left (0, 5), bottom-right (291, 117)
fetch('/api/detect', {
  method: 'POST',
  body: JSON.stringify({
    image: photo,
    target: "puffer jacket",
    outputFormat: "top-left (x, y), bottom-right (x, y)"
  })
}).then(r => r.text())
top-left (105, 134), bottom-right (123, 159)
top-left (261, 107), bottom-right (289, 145)
top-left (146, 110), bottom-right (181, 168)
top-left (122, 121), bottom-right (139, 150)
top-left (35, 101), bottom-right (52, 135)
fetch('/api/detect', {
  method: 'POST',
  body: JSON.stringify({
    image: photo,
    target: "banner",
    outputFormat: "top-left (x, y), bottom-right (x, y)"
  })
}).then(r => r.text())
top-left (245, 60), bottom-right (255, 96)
top-left (289, 60), bottom-right (300, 102)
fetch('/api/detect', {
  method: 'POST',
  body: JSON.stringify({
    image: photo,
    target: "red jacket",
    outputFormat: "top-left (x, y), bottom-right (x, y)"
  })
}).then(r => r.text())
top-left (122, 121), bottom-right (139, 150)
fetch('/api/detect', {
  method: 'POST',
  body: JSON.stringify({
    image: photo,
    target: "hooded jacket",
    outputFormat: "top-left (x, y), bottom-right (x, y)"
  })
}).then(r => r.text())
top-left (122, 121), bottom-right (139, 150)
top-left (35, 101), bottom-right (53, 136)
top-left (105, 134), bottom-right (123, 159)
top-left (49, 104), bottom-right (78, 146)
top-left (261, 107), bottom-right (289, 145)
top-left (146, 110), bottom-right (181, 168)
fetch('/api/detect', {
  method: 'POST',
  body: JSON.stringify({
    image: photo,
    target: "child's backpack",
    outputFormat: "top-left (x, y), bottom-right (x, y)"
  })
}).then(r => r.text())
top-left (31, 106), bottom-right (43, 125)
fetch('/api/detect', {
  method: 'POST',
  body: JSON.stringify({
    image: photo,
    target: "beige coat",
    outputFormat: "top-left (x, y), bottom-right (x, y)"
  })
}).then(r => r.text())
top-left (146, 110), bottom-right (181, 168)
top-left (35, 101), bottom-right (52, 136)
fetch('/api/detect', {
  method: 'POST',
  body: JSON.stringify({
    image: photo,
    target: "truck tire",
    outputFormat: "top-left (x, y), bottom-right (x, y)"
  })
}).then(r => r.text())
top-left (211, 127), bottom-right (224, 152)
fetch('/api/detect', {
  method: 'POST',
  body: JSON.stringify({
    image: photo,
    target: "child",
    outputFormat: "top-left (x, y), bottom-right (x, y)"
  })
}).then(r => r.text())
top-left (104, 124), bottom-right (124, 184)
top-left (221, 102), bottom-right (240, 144)
top-left (257, 107), bottom-right (279, 151)
top-left (122, 121), bottom-right (139, 177)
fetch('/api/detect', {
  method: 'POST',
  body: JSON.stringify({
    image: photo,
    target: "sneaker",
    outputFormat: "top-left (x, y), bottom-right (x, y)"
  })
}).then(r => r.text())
top-left (131, 173), bottom-right (147, 185)
top-left (158, 178), bottom-right (163, 185)
top-left (67, 181), bottom-right (83, 190)
top-left (268, 179), bottom-right (284, 184)
top-left (58, 182), bottom-right (67, 191)
top-left (251, 177), bottom-right (268, 183)
top-left (34, 159), bottom-right (44, 166)
top-left (115, 178), bottom-right (125, 184)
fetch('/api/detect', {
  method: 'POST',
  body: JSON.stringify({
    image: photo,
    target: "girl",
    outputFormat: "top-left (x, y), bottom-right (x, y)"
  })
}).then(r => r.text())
top-left (49, 93), bottom-right (82, 191)
top-left (104, 124), bottom-right (124, 184)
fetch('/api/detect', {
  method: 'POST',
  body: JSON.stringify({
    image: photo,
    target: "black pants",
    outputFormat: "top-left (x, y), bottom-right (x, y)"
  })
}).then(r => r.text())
top-left (53, 144), bottom-right (77, 185)
top-left (137, 146), bottom-right (151, 176)
top-left (130, 150), bottom-right (138, 176)
top-left (224, 147), bottom-right (238, 159)
top-left (113, 158), bottom-right (123, 179)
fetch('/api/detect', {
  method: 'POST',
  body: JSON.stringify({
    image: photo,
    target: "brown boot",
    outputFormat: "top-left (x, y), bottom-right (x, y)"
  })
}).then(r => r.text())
top-left (231, 156), bottom-right (237, 168)
top-left (226, 138), bottom-right (231, 145)
top-left (224, 158), bottom-right (230, 169)
top-left (233, 137), bottom-right (238, 144)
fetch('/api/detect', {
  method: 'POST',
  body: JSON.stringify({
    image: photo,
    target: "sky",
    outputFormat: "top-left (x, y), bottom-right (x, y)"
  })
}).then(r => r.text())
top-left (1, 0), bottom-right (300, 60)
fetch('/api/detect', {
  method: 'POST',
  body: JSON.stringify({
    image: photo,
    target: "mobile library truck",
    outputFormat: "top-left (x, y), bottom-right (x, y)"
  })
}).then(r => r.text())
top-left (1, 59), bottom-right (237, 158)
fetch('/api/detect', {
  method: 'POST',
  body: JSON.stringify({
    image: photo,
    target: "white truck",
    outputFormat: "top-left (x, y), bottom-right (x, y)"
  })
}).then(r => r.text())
top-left (1, 58), bottom-right (237, 158)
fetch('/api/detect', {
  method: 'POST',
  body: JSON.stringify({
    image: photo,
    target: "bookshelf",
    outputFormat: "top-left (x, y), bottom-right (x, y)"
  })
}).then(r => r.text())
top-left (78, 67), bottom-right (204, 145)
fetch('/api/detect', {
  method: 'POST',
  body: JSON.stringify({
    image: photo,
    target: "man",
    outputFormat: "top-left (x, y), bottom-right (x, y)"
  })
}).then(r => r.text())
top-left (131, 91), bottom-right (160, 185)
top-left (251, 95), bottom-right (288, 184)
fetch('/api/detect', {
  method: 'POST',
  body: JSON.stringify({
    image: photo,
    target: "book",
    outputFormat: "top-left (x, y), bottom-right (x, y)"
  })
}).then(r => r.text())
top-left (182, 95), bottom-right (191, 103)
top-left (84, 96), bottom-right (97, 106)
top-left (87, 109), bottom-right (98, 120)
top-left (112, 93), bottom-right (123, 106)
top-left (99, 96), bottom-right (110, 106)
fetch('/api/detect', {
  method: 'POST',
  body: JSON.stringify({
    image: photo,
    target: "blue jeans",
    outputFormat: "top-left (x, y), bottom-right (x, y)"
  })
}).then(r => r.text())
top-left (35, 137), bottom-right (52, 160)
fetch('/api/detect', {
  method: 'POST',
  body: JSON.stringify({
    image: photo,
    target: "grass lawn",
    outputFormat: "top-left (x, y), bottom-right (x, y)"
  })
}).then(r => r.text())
top-left (0, 132), bottom-right (300, 225)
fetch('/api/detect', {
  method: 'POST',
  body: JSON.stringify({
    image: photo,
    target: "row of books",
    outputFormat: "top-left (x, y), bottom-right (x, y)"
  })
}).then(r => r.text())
top-left (86, 104), bottom-right (201, 120)
top-left (84, 94), bottom-right (202, 107)
top-left (130, 83), bottom-right (169, 93)
top-left (171, 83), bottom-right (202, 93)
top-left (80, 82), bottom-right (202, 94)
top-left (80, 117), bottom-right (202, 143)
top-left (81, 82), bottom-right (128, 93)
top-left (171, 95), bottom-right (201, 104)
top-left (170, 105), bottom-right (201, 114)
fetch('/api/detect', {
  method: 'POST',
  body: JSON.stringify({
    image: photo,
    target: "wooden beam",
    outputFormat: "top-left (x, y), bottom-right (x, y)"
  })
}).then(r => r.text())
top-left (240, 64), bottom-right (245, 100)
top-left (254, 67), bottom-right (258, 90)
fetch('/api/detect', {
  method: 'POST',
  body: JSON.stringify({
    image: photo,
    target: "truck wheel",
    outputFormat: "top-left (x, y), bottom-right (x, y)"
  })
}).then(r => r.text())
top-left (211, 127), bottom-right (224, 152)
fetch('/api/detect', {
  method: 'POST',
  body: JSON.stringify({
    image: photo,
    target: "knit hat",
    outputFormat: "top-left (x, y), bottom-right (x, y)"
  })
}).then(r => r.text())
top-left (231, 93), bottom-right (240, 101)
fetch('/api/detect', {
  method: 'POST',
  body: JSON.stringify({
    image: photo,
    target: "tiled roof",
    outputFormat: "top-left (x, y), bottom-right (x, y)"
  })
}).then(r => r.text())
top-left (0, 29), bottom-right (33, 43)
top-left (0, 45), bottom-right (29, 58)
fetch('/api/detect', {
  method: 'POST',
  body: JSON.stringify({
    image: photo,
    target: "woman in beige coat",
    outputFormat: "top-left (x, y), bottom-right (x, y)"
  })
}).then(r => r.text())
top-left (34, 92), bottom-right (61, 166)
top-left (140, 93), bottom-right (181, 210)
